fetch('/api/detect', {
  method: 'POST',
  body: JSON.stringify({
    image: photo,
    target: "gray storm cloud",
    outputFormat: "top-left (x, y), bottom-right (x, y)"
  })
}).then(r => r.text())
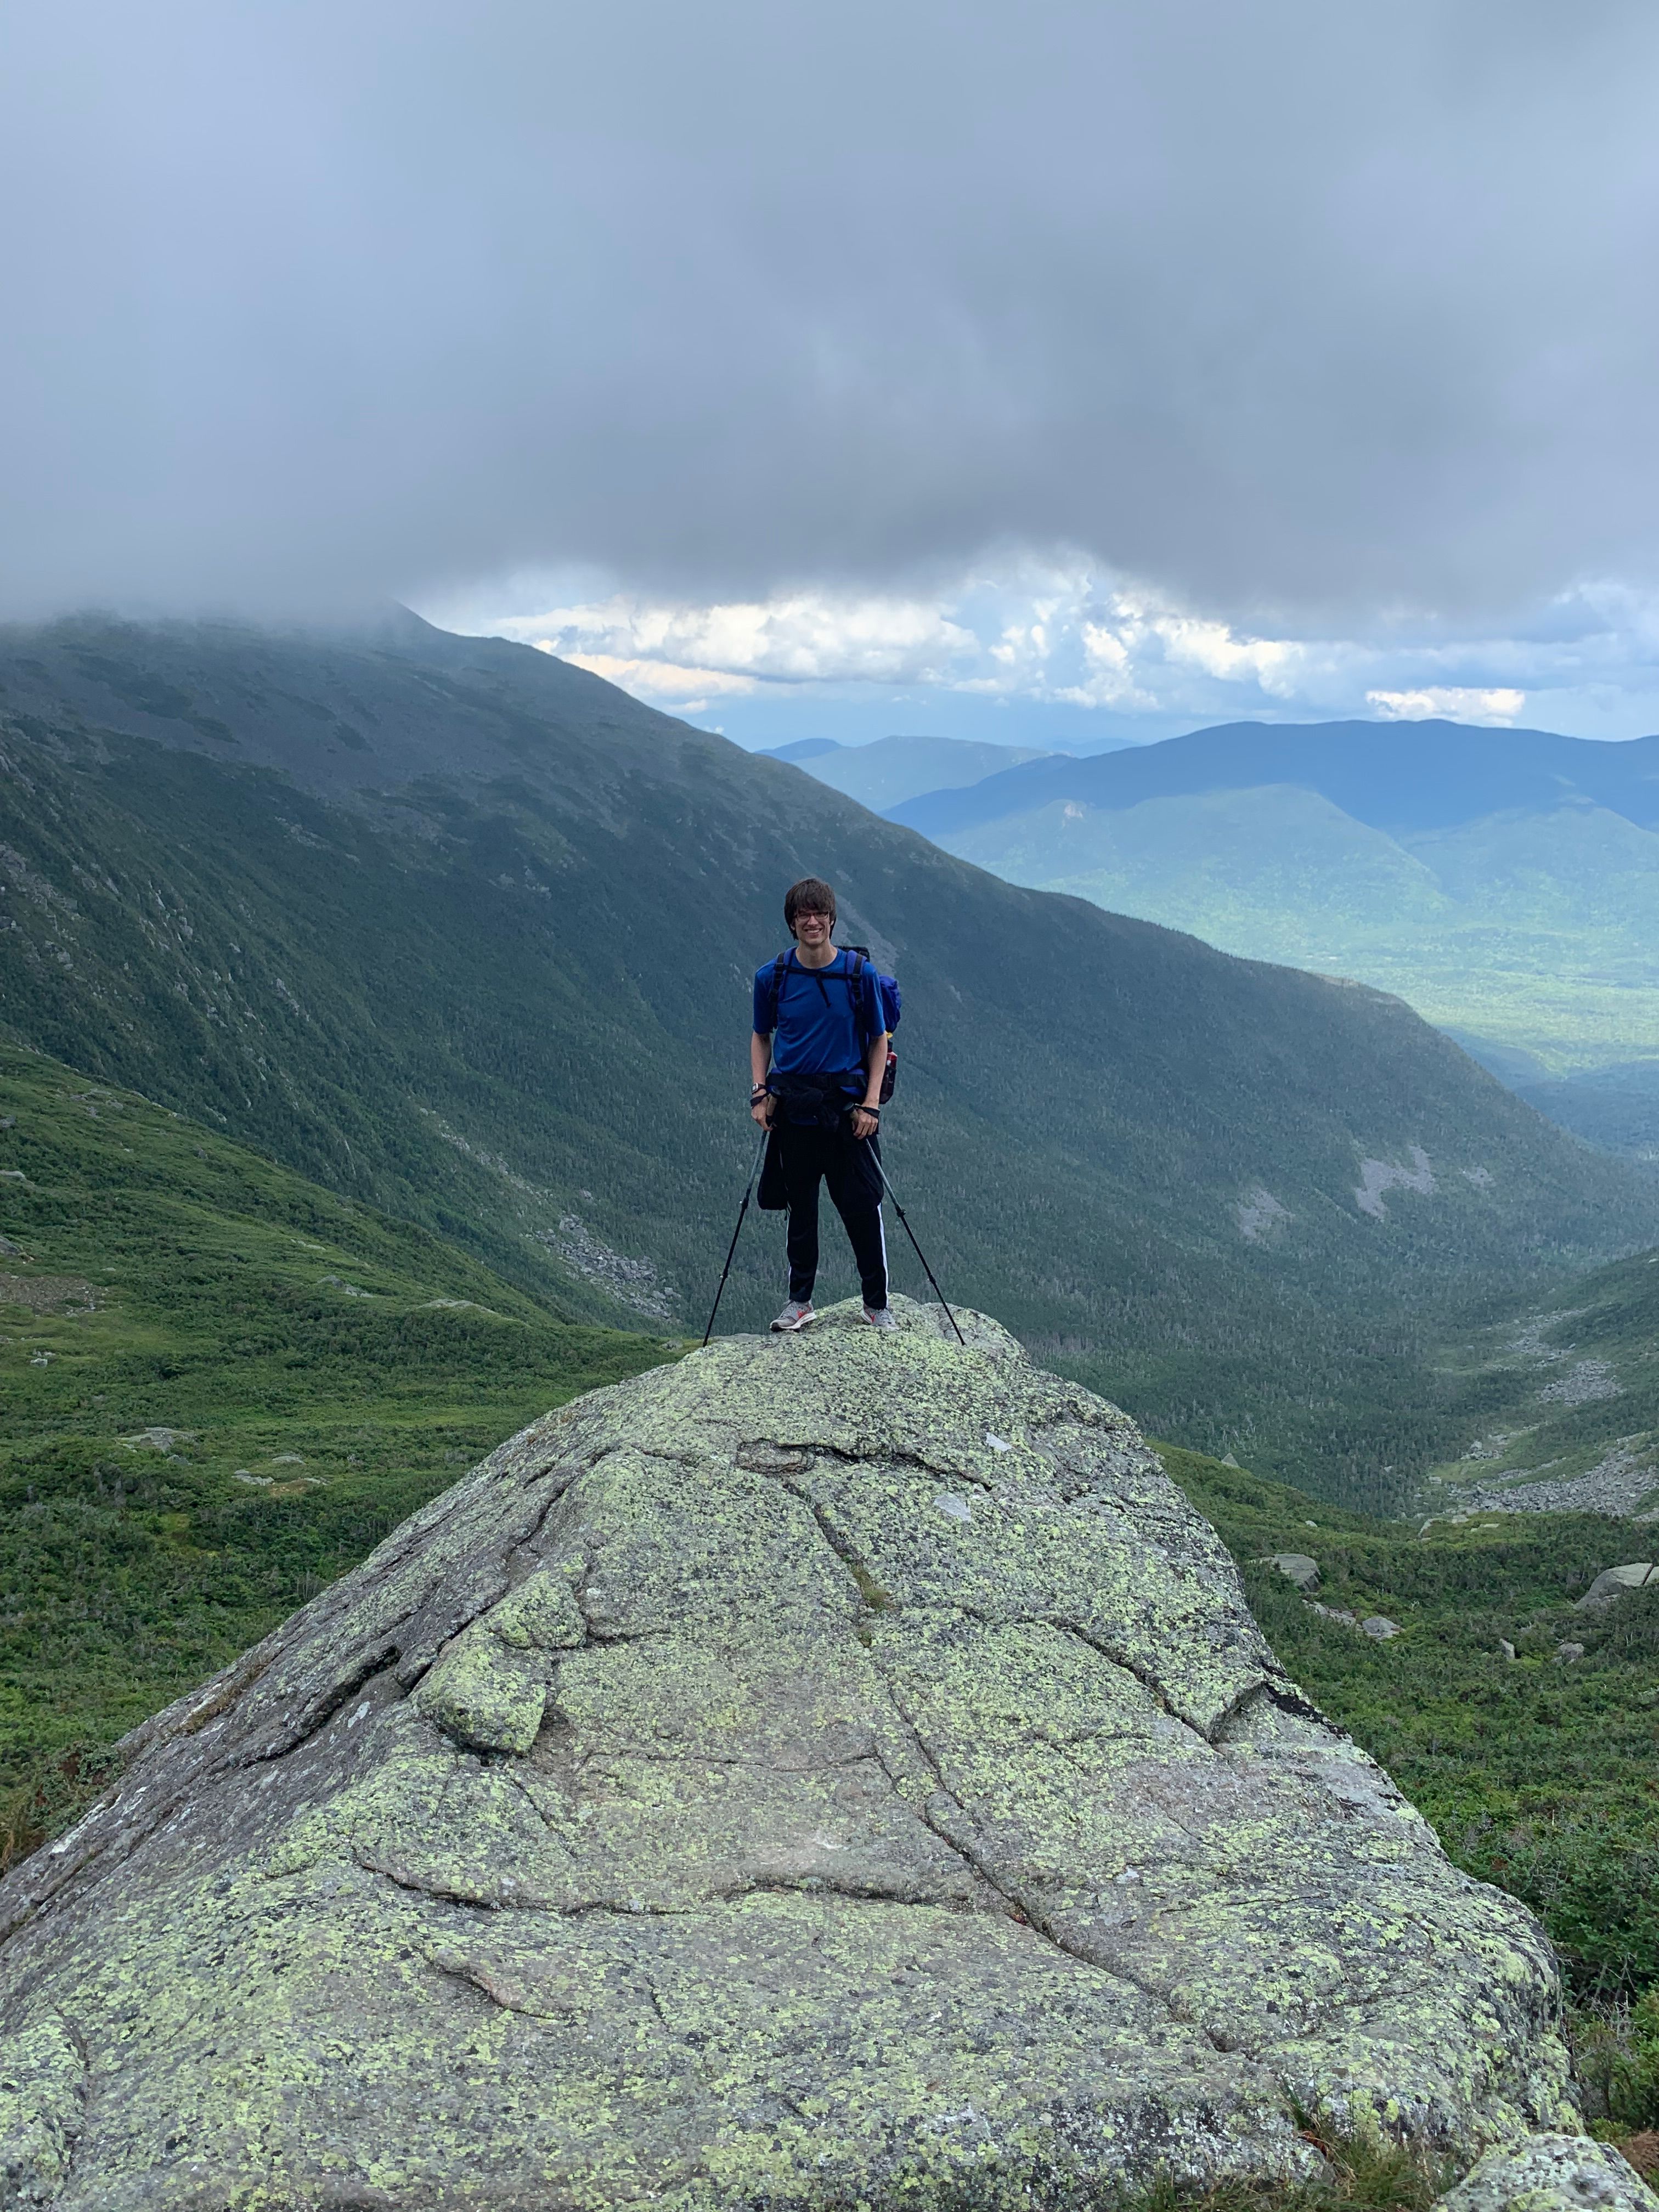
top-left (3, 0), bottom-right (1658, 623)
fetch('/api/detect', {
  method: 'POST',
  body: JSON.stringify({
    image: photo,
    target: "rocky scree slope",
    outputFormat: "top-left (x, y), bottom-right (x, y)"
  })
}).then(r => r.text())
top-left (1425, 1246), bottom-right (1659, 1522)
top-left (0, 1301), bottom-right (1572, 2210)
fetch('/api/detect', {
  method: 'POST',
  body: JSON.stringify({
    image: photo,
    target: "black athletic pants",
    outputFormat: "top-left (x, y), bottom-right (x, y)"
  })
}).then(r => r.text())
top-left (776, 1122), bottom-right (889, 1311)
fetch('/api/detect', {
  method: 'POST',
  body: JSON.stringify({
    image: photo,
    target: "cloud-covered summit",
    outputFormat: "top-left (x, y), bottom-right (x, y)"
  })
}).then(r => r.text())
top-left (5, 2), bottom-right (1659, 669)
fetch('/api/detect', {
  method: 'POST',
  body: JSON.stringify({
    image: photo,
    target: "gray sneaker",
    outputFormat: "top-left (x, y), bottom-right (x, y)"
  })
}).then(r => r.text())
top-left (770, 1300), bottom-right (816, 1333)
top-left (863, 1306), bottom-right (899, 1332)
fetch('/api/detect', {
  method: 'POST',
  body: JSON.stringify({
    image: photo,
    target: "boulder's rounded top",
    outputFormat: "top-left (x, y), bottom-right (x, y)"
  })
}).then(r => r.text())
top-left (709, 1291), bottom-right (1025, 1359)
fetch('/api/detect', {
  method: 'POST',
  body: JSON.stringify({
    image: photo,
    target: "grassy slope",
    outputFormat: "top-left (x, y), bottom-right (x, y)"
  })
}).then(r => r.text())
top-left (3, 618), bottom-right (1656, 1503)
top-left (939, 788), bottom-right (1659, 1076)
top-left (0, 1042), bottom-right (669, 1864)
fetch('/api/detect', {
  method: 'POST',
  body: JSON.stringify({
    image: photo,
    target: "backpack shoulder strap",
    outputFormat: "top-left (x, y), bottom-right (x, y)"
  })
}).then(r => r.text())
top-left (843, 950), bottom-right (879, 1047)
top-left (768, 949), bottom-right (792, 1027)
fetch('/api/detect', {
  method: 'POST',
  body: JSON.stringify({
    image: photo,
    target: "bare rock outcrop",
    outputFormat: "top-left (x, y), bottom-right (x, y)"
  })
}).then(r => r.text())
top-left (0, 1299), bottom-right (1573, 2208)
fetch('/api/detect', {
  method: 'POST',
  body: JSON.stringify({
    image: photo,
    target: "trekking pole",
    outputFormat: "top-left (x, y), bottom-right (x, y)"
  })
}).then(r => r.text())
top-left (701, 1126), bottom-right (771, 1346)
top-left (869, 1155), bottom-right (966, 1346)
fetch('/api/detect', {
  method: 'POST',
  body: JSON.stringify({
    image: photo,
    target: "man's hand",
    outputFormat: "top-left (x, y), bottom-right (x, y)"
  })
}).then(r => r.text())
top-left (849, 1106), bottom-right (879, 1141)
top-left (751, 1094), bottom-right (774, 1128)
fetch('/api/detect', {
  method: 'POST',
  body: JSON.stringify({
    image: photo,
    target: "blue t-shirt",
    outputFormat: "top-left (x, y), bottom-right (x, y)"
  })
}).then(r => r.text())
top-left (754, 949), bottom-right (885, 1076)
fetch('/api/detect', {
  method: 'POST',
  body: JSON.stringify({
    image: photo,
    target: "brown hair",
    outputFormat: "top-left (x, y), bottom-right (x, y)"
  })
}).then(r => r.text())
top-left (783, 877), bottom-right (837, 937)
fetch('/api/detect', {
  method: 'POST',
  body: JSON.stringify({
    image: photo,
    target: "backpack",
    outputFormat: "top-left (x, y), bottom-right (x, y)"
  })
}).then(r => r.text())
top-left (770, 945), bottom-right (902, 1104)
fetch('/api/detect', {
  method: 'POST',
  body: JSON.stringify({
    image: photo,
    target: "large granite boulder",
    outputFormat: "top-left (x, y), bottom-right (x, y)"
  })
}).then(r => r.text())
top-left (1577, 1565), bottom-right (1659, 1613)
top-left (0, 1300), bottom-right (1574, 2209)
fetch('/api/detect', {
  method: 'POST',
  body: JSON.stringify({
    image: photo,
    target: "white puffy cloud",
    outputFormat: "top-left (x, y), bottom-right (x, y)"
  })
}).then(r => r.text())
top-left (495, 588), bottom-right (980, 690)
top-left (439, 559), bottom-right (1659, 738)
top-left (1366, 687), bottom-right (1526, 724)
top-left (550, 651), bottom-right (758, 704)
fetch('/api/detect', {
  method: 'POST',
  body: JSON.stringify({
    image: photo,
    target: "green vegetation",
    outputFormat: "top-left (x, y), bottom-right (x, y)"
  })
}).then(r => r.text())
top-left (1503, 1065), bottom-right (1659, 1172)
top-left (895, 715), bottom-right (1659, 1091)
top-left (3, 614), bottom-right (1655, 1501)
top-left (0, 1041), bottom-right (669, 1867)
top-left (1161, 1444), bottom-right (1659, 2003)
top-left (1113, 2129), bottom-right (1449, 2212)
top-left (1575, 1989), bottom-right (1659, 2138)
top-left (941, 786), bottom-right (1659, 1077)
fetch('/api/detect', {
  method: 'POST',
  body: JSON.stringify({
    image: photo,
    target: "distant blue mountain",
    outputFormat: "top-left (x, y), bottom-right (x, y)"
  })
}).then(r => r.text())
top-left (759, 732), bottom-right (1062, 811)
top-left (886, 714), bottom-right (1659, 1108)
top-left (890, 718), bottom-right (1659, 839)
top-left (761, 738), bottom-right (843, 762)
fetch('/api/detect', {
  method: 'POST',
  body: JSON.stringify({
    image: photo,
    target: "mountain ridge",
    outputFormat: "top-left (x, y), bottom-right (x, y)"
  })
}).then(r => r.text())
top-left (758, 731), bottom-right (1062, 809)
top-left (887, 719), bottom-right (1659, 1088)
top-left (891, 716), bottom-right (1659, 841)
top-left (4, 615), bottom-right (1656, 1497)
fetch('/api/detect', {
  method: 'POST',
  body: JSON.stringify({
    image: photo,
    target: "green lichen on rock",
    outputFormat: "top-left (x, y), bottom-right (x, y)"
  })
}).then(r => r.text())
top-left (1435, 2132), bottom-right (1658, 2212)
top-left (413, 1620), bottom-right (548, 1752)
top-left (0, 1299), bottom-right (1577, 2208)
top-left (488, 1562), bottom-right (589, 1650)
top-left (0, 2014), bottom-right (84, 2207)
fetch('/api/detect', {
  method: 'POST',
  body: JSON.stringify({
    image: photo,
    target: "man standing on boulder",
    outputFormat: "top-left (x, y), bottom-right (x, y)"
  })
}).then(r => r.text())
top-left (751, 877), bottom-right (895, 1333)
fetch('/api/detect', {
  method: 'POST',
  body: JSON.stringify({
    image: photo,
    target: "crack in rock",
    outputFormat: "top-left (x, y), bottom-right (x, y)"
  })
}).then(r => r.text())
top-left (874, 1668), bottom-right (1235, 2056)
top-left (246, 1648), bottom-right (404, 1766)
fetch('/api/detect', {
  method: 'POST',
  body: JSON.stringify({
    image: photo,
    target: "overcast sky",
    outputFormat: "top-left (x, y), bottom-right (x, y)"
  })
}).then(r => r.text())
top-left (7, 2), bottom-right (1659, 738)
